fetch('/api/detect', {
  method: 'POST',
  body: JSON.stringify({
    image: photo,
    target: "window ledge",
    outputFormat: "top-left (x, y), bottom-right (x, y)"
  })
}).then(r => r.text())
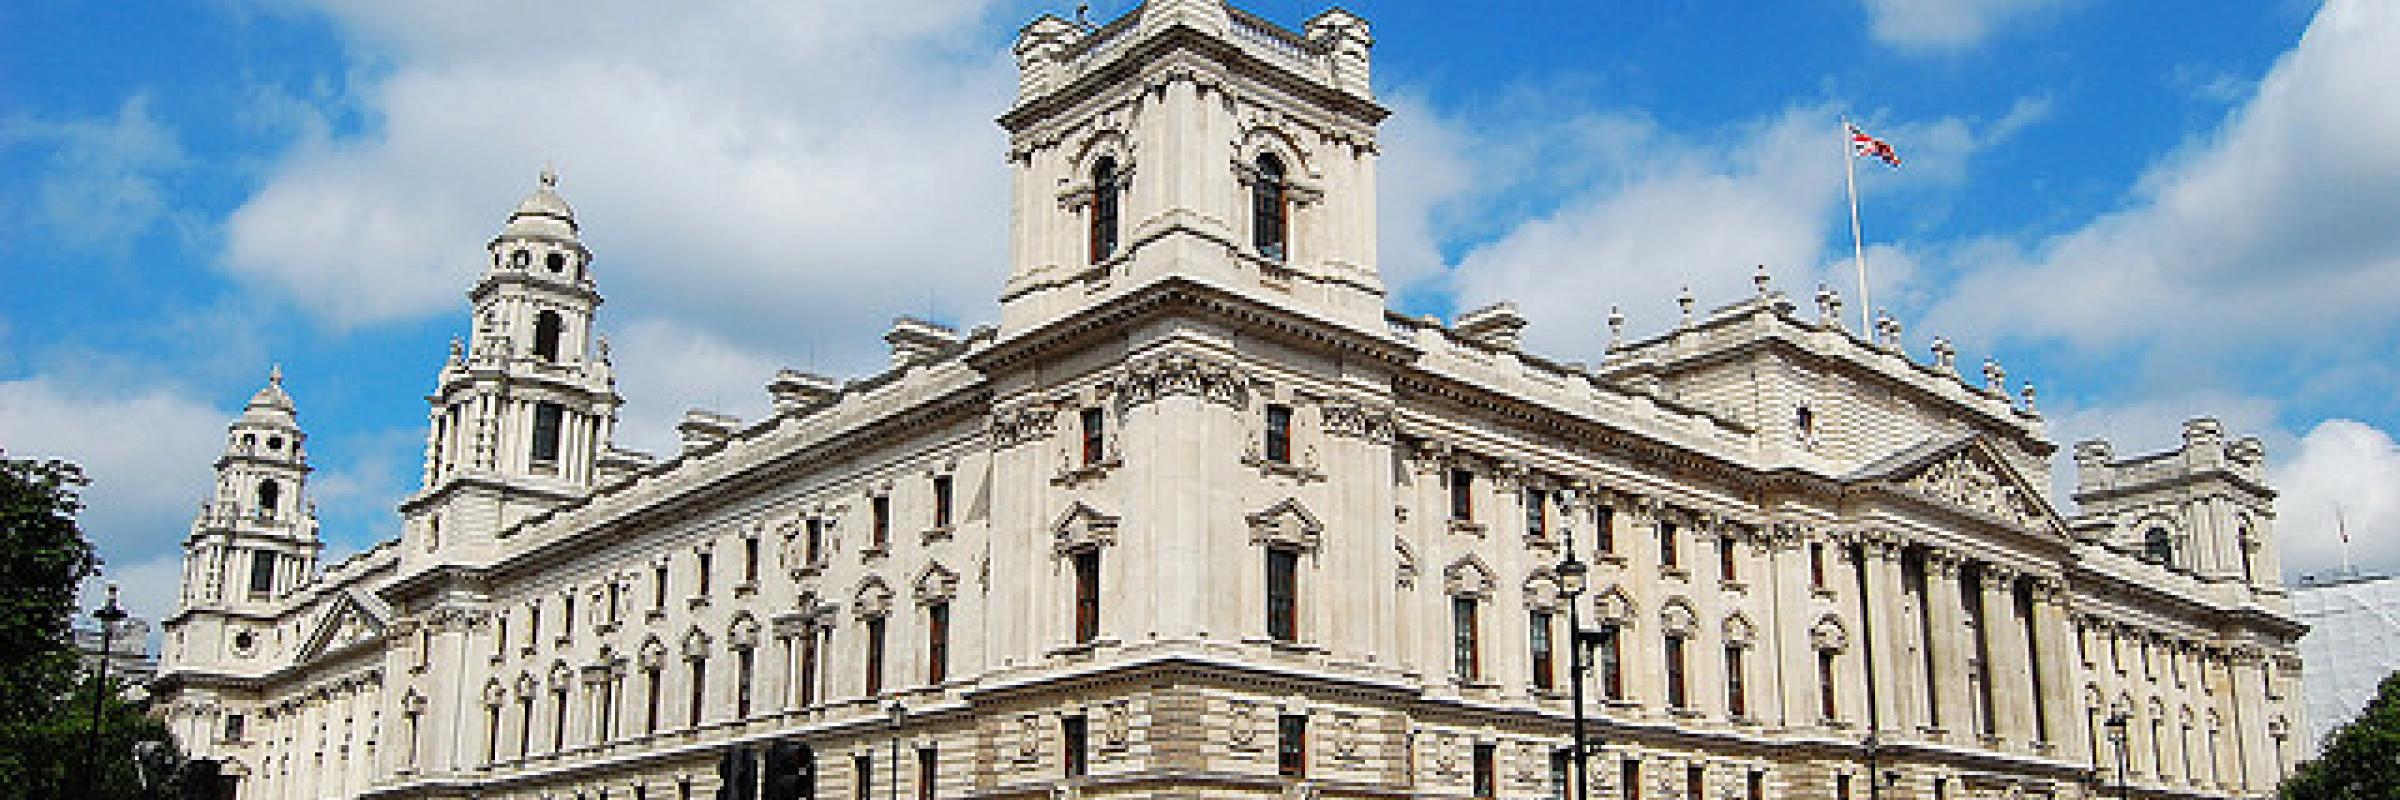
top-left (1054, 459), bottom-right (1123, 487)
top-left (1244, 455), bottom-right (1325, 483)
top-left (645, 608), bottom-right (667, 623)
top-left (1659, 566), bottom-right (1690, 581)
top-left (733, 581), bottom-right (759, 598)
top-left (861, 544), bottom-right (890, 561)
top-left (1810, 586), bottom-right (1836, 599)
top-left (1597, 553), bottom-right (1627, 567)
top-left (921, 526), bottom-right (954, 545)
top-left (688, 595), bottom-right (711, 610)
top-left (1447, 520), bottom-right (1487, 537)
top-left (596, 621), bottom-right (620, 635)
top-left (1719, 579), bottom-right (1747, 593)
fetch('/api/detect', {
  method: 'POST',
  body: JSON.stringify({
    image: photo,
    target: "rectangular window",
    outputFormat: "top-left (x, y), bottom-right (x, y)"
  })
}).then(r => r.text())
top-left (933, 475), bottom-right (954, 529)
top-left (744, 537), bottom-right (760, 583)
top-left (800, 628), bottom-right (820, 707)
top-left (1453, 597), bottom-right (1481, 681)
top-left (855, 755), bottom-right (873, 800)
top-left (654, 563), bottom-right (669, 610)
top-left (1718, 535), bottom-right (1738, 582)
top-left (224, 713), bottom-right (245, 742)
top-left (1658, 521), bottom-right (1678, 568)
top-left (1472, 744), bottom-right (1496, 800)
top-left (486, 705), bottom-right (501, 762)
top-left (1266, 548), bottom-right (1299, 642)
top-left (1265, 404), bottom-right (1293, 464)
top-left (645, 666), bottom-right (662, 734)
top-left (1725, 645), bottom-right (1748, 718)
top-left (1081, 408), bottom-right (1105, 466)
top-left (1526, 488), bottom-right (1548, 538)
top-left (1530, 611), bottom-right (1555, 692)
top-left (736, 648), bottom-right (755, 718)
top-left (553, 689), bottom-right (568, 750)
top-left (1622, 759), bottom-right (1641, 800)
top-left (806, 519), bottom-right (824, 565)
top-left (927, 602), bottom-right (950, 685)
top-left (697, 550), bottom-right (714, 596)
top-left (1810, 542), bottom-right (1827, 589)
top-left (1277, 714), bottom-right (1307, 777)
top-left (1063, 715), bottom-right (1089, 777)
top-left (1664, 634), bottom-right (1688, 709)
top-left (532, 402), bottom-right (564, 463)
top-left (1837, 773), bottom-right (1851, 800)
top-left (1819, 650), bottom-right (1839, 721)
top-left (1747, 770), bottom-right (1765, 800)
top-left (918, 747), bottom-right (938, 800)
top-left (562, 594), bottom-right (575, 641)
top-left (248, 550), bottom-right (284, 598)
top-left (496, 617), bottom-right (509, 658)
top-left (1598, 624), bottom-right (1623, 702)
top-left (1686, 766), bottom-right (1705, 800)
top-left (1449, 469), bottom-right (1474, 521)
top-left (1073, 550), bottom-right (1101, 643)
top-left (689, 657), bottom-right (707, 727)
top-left (1595, 506), bottom-right (1617, 555)
top-left (1550, 749), bottom-right (1572, 800)
top-left (527, 599), bottom-right (541, 646)
top-left (865, 618), bottom-right (887, 696)
top-left (872, 496), bottom-right (891, 551)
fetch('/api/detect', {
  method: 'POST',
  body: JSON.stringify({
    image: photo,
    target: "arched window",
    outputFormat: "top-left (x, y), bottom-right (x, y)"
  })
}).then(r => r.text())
top-left (1252, 153), bottom-right (1287, 261)
top-left (533, 311), bottom-right (564, 362)
top-left (1089, 157), bottom-right (1120, 264)
top-left (2144, 527), bottom-right (2174, 565)
top-left (257, 479), bottom-right (281, 517)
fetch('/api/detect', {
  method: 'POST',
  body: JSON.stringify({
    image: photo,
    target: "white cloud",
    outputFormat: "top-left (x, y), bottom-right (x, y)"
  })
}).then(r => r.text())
top-left (2273, 419), bottom-right (2400, 580)
top-left (77, 554), bottom-right (186, 635)
top-left (224, 0), bottom-right (1014, 367)
top-left (1858, 0), bottom-right (2068, 54)
top-left (0, 94), bottom-right (190, 252)
top-left (607, 317), bottom-right (787, 457)
top-left (1927, 0), bottom-right (2400, 355)
top-left (1432, 103), bottom-right (2002, 362)
top-left (0, 377), bottom-right (227, 577)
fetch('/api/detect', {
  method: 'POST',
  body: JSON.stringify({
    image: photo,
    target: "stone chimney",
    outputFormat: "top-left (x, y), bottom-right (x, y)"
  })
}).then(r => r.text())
top-left (1455, 302), bottom-right (1529, 351)
top-left (677, 409), bottom-right (741, 454)
top-left (886, 317), bottom-right (961, 367)
top-left (767, 369), bottom-right (840, 413)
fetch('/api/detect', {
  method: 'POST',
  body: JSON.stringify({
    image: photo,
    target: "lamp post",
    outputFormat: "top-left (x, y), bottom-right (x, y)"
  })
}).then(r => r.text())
top-left (887, 701), bottom-right (906, 800)
top-left (1555, 512), bottom-right (1594, 800)
top-left (80, 583), bottom-right (130, 800)
top-left (2104, 710), bottom-right (2131, 800)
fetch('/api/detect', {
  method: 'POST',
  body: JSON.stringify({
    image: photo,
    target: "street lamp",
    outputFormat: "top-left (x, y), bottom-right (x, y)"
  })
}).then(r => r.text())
top-left (1555, 513), bottom-right (1594, 800)
top-left (887, 701), bottom-right (906, 800)
top-left (80, 583), bottom-right (131, 799)
top-left (2104, 710), bottom-right (2131, 800)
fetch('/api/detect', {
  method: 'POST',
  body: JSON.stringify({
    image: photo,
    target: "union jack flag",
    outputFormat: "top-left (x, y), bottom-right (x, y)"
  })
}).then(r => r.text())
top-left (1849, 123), bottom-right (1902, 168)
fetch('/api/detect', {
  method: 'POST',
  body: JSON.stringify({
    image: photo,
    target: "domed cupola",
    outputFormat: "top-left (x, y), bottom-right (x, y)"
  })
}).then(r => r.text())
top-left (484, 167), bottom-right (594, 292)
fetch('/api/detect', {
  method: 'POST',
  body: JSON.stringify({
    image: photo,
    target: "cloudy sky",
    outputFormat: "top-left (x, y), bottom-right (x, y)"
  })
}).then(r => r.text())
top-left (5, 0), bottom-right (2397, 625)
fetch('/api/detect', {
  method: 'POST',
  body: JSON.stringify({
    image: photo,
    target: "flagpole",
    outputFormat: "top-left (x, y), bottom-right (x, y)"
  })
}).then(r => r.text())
top-left (2337, 503), bottom-right (2355, 576)
top-left (1843, 115), bottom-right (1871, 332)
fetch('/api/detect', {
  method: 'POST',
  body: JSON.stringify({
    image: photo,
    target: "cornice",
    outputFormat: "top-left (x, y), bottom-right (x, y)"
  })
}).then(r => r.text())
top-left (970, 275), bottom-right (1418, 377)
top-left (999, 22), bottom-right (1387, 137)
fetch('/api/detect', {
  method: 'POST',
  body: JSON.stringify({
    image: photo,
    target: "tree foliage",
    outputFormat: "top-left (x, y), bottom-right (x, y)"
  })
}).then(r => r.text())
top-left (0, 452), bottom-right (189, 799)
top-left (2282, 669), bottom-right (2400, 800)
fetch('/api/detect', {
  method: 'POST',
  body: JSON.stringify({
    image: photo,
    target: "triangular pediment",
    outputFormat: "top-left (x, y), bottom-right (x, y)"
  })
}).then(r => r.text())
top-left (1853, 434), bottom-right (2065, 534)
top-left (295, 588), bottom-right (392, 663)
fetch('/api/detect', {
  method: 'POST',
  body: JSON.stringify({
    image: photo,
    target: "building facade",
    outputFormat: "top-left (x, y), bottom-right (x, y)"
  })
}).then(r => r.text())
top-left (152, 3), bottom-right (2307, 799)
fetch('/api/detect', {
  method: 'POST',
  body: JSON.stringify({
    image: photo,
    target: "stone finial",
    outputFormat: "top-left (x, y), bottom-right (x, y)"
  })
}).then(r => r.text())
top-left (1753, 264), bottom-right (1771, 297)
top-left (539, 164), bottom-right (559, 190)
top-left (1814, 284), bottom-right (1836, 326)
top-left (2182, 418), bottom-right (2226, 450)
top-left (1677, 286), bottom-right (1695, 328)
top-left (1874, 311), bottom-right (1902, 350)
top-left (1606, 305), bottom-right (1626, 350)
top-left (1930, 337), bottom-right (1956, 373)
top-left (269, 362), bottom-right (284, 387)
top-left (2020, 381), bottom-right (2038, 412)
top-left (2073, 439), bottom-right (2114, 468)
top-left (1981, 358), bottom-right (2007, 394)
top-left (595, 335), bottom-right (611, 362)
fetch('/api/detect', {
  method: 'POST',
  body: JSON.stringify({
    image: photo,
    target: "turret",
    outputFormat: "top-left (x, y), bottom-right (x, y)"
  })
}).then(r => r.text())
top-left (400, 168), bottom-right (624, 573)
top-left (178, 365), bottom-right (322, 610)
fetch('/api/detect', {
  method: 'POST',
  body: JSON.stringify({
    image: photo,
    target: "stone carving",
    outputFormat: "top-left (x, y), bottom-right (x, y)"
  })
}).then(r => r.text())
top-left (1109, 354), bottom-right (1250, 410)
top-left (1229, 700), bottom-right (1263, 748)
top-left (1100, 702), bottom-right (1133, 748)
top-left (1017, 714), bottom-right (1044, 761)
top-left (992, 406), bottom-right (1058, 450)
top-left (1248, 499), bottom-right (1325, 551)
top-left (1903, 451), bottom-right (2039, 529)
top-left (1330, 714), bottom-right (1361, 758)
top-left (1319, 401), bottom-right (1395, 443)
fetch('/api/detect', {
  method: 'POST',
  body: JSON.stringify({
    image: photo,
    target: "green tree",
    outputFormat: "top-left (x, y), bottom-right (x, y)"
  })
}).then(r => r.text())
top-left (0, 452), bottom-right (189, 799)
top-left (2282, 669), bottom-right (2400, 800)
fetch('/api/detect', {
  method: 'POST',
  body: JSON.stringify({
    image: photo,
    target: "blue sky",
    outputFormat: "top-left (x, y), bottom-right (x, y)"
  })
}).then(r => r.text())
top-left (6, 0), bottom-right (2397, 625)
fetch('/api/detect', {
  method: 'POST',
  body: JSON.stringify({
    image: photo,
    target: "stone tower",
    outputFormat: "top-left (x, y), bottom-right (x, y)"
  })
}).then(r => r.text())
top-left (170, 366), bottom-right (322, 665)
top-left (997, 0), bottom-right (1386, 334)
top-left (400, 168), bottom-right (622, 574)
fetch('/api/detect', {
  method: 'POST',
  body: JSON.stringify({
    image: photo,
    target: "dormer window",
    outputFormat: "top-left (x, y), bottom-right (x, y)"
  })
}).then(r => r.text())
top-left (533, 311), bottom-right (563, 362)
top-left (1252, 154), bottom-right (1287, 261)
top-left (1089, 157), bottom-right (1120, 264)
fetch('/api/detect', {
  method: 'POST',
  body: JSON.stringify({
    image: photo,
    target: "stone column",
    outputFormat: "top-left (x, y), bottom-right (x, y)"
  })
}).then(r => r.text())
top-left (1981, 566), bottom-right (2033, 750)
top-left (2226, 647), bottom-right (2274, 793)
top-left (1922, 551), bottom-right (1969, 742)
top-left (2030, 577), bottom-right (2077, 755)
top-left (1860, 536), bottom-right (1910, 736)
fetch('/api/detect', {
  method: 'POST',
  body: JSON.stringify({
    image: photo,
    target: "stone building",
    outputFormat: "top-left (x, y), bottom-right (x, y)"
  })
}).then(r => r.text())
top-left (150, 2), bottom-right (2307, 799)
